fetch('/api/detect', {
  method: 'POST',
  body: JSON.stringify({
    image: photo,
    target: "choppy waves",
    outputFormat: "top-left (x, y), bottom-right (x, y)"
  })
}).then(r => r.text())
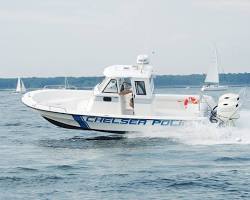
top-left (1, 90), bottom-right (250, 199)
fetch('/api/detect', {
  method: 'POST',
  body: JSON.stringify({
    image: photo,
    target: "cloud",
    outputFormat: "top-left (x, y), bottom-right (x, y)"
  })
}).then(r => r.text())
top-left (0, 9), bottom-right (88, 25)
top-left (193, 0), bottom-right (250, 10)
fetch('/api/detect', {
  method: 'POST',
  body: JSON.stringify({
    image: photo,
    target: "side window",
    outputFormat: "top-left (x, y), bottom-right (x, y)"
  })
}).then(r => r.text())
top-left (120, 78), bottom-right (132, 92)
top-left (135, 81), bottom-right (146, 95)
top-left (103, 79), bottom-right (118, 93)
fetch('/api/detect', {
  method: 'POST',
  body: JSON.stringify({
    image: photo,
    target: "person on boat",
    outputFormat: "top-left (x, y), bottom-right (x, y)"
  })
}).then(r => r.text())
top-left (119, 81), bottom-right (134, 108)
top-left (119, 81), bottom-right (132, 95)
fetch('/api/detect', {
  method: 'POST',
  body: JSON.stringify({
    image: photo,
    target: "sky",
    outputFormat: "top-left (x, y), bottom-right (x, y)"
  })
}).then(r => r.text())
top-left (0, 0), bottom-right (250, 77)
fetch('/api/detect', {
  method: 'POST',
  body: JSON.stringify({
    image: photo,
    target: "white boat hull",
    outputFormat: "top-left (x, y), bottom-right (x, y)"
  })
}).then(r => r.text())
top-left (37, 109), bottom-right (205, 133)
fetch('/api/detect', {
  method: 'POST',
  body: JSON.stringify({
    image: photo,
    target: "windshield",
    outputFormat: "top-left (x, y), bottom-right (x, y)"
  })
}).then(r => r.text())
top-left (97, 77), bottom-right (108, 91)
top-left (103, 79), bottom-right (118, 93)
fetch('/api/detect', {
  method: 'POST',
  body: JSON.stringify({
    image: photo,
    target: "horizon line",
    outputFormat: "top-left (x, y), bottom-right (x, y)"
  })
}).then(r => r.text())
top-left (1, 72), bottom-right (250, 79)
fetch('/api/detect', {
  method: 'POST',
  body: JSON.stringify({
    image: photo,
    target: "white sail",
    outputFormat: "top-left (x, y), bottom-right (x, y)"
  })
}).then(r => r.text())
top-left (204, 48), bottom-right (219, 84)
top-left (21, 79), bottom-right (26, 92)
top-left (16, 77), bottom-right (26, 93)
top-left (16, 77), bottom-right (21, 92)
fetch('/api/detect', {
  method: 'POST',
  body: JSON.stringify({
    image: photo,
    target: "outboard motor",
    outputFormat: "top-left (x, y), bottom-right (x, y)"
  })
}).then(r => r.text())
top-left (216, 93), bottom-right (240, 126)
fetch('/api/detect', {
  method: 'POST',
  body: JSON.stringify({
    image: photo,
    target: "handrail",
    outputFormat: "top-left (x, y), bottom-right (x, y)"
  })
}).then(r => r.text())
top-left (43, 85), bottom-right (65, 89)
top-left (43, 85), bottom-right (78, 90)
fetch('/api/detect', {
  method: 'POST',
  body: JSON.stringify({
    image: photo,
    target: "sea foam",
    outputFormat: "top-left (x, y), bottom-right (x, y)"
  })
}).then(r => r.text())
top-left (128, 109), bottom-right (250, 145)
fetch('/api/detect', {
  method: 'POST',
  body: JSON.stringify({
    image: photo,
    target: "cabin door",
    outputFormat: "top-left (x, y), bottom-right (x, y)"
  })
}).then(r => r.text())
top-left (132, 80), bottom-right (149, 115)
top-left (119, 78), bottom-right (134, 115)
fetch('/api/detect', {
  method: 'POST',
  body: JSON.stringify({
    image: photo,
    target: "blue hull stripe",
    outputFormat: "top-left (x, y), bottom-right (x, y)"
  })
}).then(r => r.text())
top-left (80, 116), bottom-right (90, 129)
top-left (73, 115), bottom-right (90, 129)
top-left (73, 115), bottom-right (185, 128)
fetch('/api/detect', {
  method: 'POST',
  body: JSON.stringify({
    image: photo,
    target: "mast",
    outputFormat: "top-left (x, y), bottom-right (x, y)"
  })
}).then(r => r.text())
top-left (64, 77), bottom-right (69, 89)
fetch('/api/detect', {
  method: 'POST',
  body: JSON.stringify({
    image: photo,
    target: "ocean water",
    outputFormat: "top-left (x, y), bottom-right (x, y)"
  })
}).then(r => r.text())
top-left (0, 87), bottom-right (250, 200)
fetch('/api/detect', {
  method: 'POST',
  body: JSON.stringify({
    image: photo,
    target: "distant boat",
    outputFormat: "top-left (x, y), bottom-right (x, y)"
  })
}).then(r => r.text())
top-left (201, 47), bottom-right (228, 91)
top-left (16, 77), bottom-right (26, 93)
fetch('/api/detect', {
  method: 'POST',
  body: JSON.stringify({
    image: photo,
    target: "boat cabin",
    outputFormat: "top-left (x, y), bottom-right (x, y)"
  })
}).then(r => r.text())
top-left (87, 55), bottom-right (155, 115)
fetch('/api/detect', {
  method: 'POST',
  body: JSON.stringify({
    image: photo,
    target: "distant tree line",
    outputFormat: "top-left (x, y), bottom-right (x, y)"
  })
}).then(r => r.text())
top-left (155, 73), bottom-right (250, 87)
top-left (0, 77), bottom-right (103, 89)
top-left (0, 73), bottom-right (250, 89)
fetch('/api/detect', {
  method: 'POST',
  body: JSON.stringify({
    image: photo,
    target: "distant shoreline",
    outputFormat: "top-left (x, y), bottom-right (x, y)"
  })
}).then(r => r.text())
top-left (0, 73), bottom-right (250, 89)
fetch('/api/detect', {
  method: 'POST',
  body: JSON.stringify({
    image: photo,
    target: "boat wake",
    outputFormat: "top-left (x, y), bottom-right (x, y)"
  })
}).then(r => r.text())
top-left (128, 109), bottom-right (250, 145)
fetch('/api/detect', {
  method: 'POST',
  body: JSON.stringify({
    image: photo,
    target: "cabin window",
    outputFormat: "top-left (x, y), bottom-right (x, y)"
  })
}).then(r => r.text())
top-left (103, 79), bottom-right (118, 93)
top-left (120, 78), bottom-right (132, 92)
top-left (135, 81), bottom-right (146, 95)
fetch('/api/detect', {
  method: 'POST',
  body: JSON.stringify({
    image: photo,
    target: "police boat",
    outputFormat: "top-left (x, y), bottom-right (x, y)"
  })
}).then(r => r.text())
top-left (22, 55), bottom-right (241, 133)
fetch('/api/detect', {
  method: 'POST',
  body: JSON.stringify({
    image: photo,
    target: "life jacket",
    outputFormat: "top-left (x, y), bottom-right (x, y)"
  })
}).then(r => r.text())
top-left (184, 96), bottom-right (199, 109)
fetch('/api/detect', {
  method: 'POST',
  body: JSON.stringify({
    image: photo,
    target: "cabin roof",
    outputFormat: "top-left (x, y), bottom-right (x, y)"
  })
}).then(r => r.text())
top-left (103, 65), bottom-right (153, 78)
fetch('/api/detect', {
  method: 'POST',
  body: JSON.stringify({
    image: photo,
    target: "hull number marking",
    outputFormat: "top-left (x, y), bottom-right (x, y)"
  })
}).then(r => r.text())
top-left (85, 116), bottom-right (184, 126)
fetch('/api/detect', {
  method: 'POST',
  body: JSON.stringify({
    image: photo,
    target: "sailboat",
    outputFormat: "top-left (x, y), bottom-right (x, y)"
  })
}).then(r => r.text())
top-left (16, 77), bottom-right (26, 93)
top-left (201, 48), bottom-right (228, 91)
